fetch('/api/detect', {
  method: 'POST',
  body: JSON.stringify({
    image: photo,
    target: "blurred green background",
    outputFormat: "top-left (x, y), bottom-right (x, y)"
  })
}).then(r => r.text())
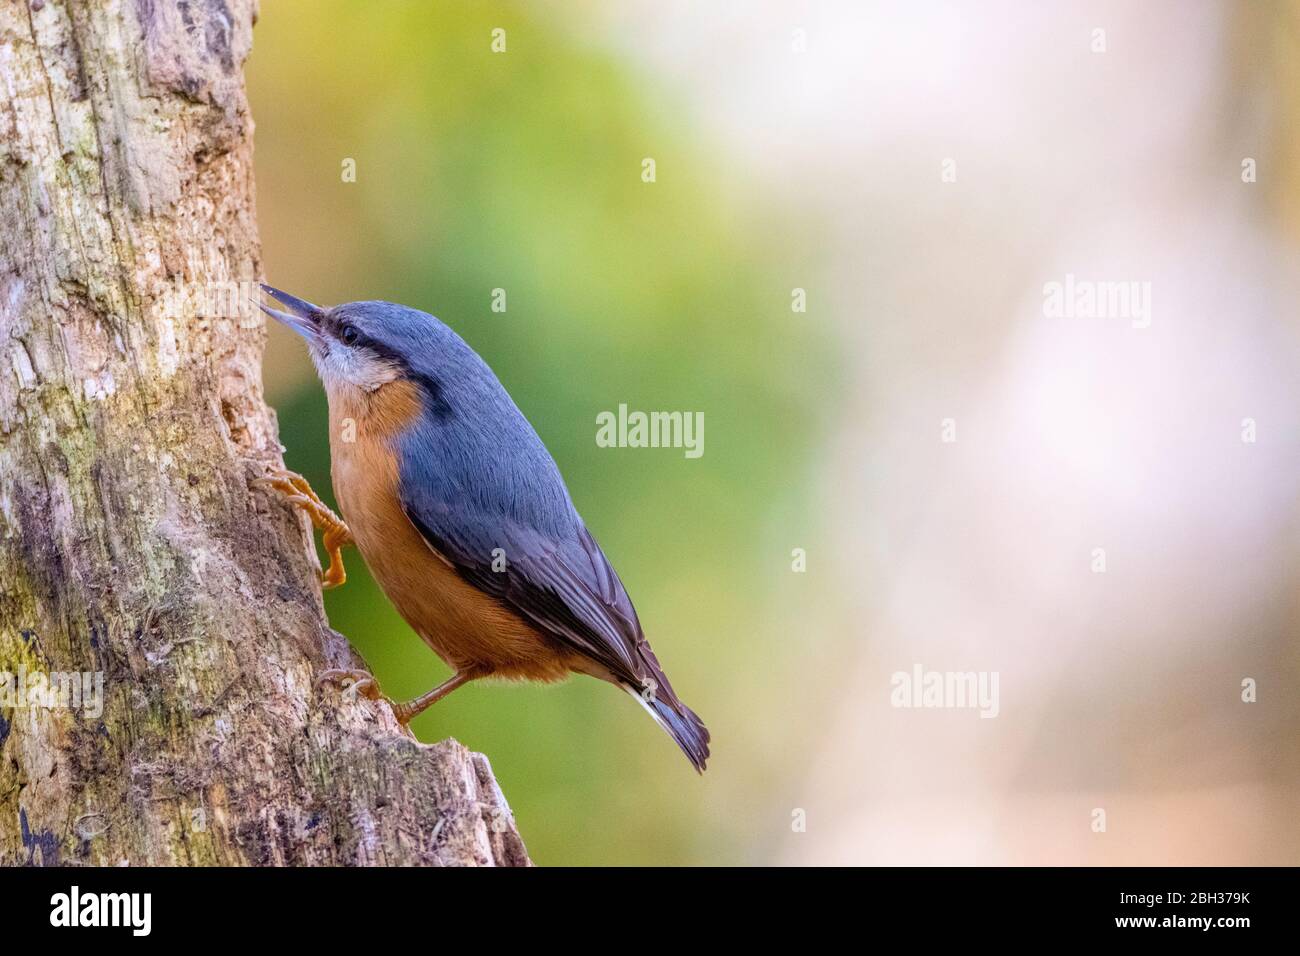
top-left (248, 1), bottom-right (839, 865)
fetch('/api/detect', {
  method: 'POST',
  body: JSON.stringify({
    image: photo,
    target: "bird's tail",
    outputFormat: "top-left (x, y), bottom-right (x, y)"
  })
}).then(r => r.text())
top-left (624, 682), bottom-right (711, 773)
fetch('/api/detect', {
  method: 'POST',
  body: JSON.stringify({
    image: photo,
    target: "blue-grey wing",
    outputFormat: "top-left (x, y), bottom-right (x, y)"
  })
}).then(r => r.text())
top-left (396, 434), bottom-right (655, 687)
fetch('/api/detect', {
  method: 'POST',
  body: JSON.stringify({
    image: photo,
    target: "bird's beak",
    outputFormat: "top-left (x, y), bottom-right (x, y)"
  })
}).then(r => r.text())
top-left (259, 284), bottom-right (323, 342)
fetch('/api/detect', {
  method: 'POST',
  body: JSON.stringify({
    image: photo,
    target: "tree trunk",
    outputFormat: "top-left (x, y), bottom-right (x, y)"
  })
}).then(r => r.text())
top-left (0, 0), bottom-right (528, 866)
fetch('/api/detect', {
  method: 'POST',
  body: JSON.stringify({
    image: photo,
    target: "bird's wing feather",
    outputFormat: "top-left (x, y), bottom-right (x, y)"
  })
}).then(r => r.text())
top-left (398, 476), bottom-right (652, 686)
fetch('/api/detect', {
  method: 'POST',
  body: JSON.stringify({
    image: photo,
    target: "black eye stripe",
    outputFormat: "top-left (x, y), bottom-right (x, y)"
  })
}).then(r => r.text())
top-left (323, 314), bottom-right (362, 346)
top-left (324, 314), bottom-right (452, 419)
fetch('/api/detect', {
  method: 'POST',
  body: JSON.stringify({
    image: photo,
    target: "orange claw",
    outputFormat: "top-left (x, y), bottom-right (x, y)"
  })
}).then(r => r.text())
top-left (255, 466), bottom-right (354, 590)
top-left (316, 668), bottom-right (382, 701)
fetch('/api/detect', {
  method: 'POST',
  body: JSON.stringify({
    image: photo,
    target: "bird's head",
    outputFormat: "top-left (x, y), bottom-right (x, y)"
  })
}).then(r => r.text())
top-left (260, 286), bottom-right (465, 417)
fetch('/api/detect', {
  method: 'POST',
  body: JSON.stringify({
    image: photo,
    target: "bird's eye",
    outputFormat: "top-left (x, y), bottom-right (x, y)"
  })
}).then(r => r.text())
top-left (340, 324), bottom-right (360, 346)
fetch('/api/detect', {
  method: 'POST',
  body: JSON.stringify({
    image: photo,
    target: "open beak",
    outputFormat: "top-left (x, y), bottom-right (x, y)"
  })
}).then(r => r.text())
top-left (259, 284), bottom-right (323, 342)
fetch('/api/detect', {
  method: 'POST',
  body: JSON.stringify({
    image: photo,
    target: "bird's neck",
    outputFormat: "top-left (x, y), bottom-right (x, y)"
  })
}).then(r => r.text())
top-left (326, 378), bottom-right (425, 448)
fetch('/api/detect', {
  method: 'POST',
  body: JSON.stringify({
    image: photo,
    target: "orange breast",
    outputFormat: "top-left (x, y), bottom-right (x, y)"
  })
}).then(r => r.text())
top-left (326, 380), bottom-right (574, 682)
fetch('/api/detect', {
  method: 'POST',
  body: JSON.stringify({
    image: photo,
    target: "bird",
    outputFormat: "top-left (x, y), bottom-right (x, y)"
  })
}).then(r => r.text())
top-left (255, 285), bottom-right (710, 772)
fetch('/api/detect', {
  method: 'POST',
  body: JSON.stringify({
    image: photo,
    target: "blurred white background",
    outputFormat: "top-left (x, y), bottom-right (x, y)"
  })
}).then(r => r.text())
top-left (599, 0), bottom-right (1300, 864)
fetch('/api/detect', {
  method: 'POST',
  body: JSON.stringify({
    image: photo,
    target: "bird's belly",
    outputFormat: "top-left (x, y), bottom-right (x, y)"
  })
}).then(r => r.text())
top-left (331, 443), bottom-right (571, 682)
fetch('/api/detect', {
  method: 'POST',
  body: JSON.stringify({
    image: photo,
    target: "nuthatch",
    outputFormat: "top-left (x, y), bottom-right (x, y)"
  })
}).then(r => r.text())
top-left (256, 286), bottom-right (710, 771)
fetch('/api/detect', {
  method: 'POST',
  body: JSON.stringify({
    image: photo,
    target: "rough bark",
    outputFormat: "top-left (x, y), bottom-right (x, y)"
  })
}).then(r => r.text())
top-left (0, 0), bottom-right (528, 866)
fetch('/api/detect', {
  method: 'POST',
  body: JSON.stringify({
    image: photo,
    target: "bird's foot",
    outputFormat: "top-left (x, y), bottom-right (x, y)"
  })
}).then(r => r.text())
top-left (255, 465), bottom-right (353, 589)
top-left (316, 668), bottom-right (384, 703)
top-left (314, 668), bottom-right (415, 726)
top-left (317, 668), bottom-right (479, 726)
